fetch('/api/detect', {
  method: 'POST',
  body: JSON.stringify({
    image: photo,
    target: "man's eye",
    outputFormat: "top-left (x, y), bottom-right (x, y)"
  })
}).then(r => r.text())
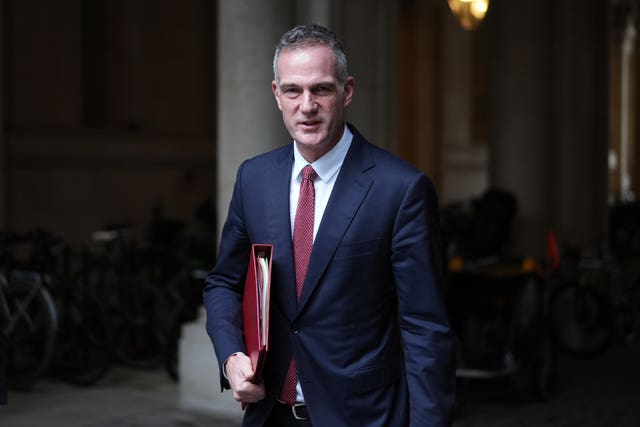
top-left (314, 86), bottom-right (332, 95)
top-left (284, 88), bottom-right (300, 97)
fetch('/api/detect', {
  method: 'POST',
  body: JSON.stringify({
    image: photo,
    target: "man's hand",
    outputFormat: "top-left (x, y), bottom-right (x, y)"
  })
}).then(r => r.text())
top-left (225, 353), bottom-right (266, 403)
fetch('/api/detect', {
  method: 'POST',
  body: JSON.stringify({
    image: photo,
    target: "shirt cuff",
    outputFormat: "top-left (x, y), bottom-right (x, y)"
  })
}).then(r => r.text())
top-left (222, 352), bottom-right (243, 380)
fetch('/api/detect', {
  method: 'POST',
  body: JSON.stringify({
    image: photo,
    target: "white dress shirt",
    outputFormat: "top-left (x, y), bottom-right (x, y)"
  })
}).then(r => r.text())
top-left (290, 125), bottom-right (353, 238)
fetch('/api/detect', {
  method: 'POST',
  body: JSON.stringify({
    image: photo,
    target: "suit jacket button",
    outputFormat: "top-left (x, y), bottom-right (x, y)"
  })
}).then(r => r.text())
top-left (292, 325), bottom-right (299, 334)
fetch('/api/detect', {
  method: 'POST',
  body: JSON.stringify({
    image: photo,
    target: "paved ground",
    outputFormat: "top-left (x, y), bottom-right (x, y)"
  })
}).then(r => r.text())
top-left (1, 341), bottom-right (639, 426)
top-left (453, 341), bottom-right (640, 427)
top-left (0, 368), bottom-right (241, 427)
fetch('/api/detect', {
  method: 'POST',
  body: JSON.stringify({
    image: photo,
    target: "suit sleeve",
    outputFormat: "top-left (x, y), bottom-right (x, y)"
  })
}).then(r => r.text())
top-left (391, 173), bottom-right (456, 427)
top-left (202, 161), bottom-right (251, 391)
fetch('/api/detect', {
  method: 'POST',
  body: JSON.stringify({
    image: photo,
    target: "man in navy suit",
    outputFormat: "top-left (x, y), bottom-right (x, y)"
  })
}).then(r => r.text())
top-left (203, 24), bottom-right (455, 426)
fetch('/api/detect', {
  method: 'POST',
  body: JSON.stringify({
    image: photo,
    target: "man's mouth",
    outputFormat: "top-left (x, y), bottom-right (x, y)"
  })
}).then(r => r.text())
top-left (299, 120), bottom-right (321, 131)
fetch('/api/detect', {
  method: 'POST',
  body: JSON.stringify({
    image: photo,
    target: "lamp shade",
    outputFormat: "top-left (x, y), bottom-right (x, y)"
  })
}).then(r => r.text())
top-left (448, 0), bottom-right (490, 30)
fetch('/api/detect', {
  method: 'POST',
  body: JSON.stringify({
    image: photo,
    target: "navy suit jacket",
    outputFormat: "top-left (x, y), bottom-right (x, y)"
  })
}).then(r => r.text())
top-left (204, 125), bottom-right (455, 427)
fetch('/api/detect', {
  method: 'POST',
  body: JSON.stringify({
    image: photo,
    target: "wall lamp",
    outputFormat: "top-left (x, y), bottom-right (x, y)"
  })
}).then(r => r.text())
top-left (447, 0), bottom-right (490, 30)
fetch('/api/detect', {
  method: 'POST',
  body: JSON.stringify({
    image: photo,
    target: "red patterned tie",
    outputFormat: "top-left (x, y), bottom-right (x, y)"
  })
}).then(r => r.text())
top-left (280, 165), bottom-right (316, 405)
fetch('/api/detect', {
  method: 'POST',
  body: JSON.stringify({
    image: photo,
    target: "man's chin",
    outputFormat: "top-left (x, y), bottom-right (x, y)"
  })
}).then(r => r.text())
top-left (295, 134), bottom-right (324, 147)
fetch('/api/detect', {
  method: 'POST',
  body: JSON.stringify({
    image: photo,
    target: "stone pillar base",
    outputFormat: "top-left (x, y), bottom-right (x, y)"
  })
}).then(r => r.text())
top-left (178, 307), bottom-right (243, 422)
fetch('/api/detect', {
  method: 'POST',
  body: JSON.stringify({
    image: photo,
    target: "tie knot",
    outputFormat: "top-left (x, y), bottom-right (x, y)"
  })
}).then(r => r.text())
top-left (301, 165), bottom-right (316, 182)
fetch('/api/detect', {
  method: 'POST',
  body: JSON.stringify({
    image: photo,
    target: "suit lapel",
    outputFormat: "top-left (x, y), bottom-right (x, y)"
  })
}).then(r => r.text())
top-left (296, 132), bottom-right (374, 313)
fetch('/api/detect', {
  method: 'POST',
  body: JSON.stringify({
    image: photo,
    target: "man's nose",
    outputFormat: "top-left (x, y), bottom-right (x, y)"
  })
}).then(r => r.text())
top-left (300, 91), bottom-right (318, 113)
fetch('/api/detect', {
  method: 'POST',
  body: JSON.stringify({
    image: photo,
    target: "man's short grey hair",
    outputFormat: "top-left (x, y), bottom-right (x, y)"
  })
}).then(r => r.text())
top-left (273, 24), bottom-right (349, 87)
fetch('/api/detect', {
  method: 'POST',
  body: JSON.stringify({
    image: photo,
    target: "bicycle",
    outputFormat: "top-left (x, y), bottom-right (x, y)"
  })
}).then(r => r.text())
top-left (95, 200), bottom-right (213, 376)
top-left (145, 200), bottom-right (213, 380)
top-left (85, 225), bottom-right (165, 370)
top-left (609, 202), bottom-right (640, 345)
top-left (1, 231), bottom-right (59, 390)
top-left (547, 238), bottom-right (634, 359)
top-left (613, 276), bottom-right (640, 344)
top-left (37, 232), bottom-right (114, 386)
top-left (0, 269), bottom-right (57, 390)
top-left (3, 229), bottom-right (114, 386)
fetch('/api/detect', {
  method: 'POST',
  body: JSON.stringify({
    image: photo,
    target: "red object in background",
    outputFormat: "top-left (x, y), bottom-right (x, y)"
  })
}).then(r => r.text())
top-left (546, 229), bottom-right (559, 271)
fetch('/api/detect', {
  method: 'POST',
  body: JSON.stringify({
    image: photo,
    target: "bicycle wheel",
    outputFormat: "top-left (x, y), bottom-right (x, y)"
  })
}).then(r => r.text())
top-left (53, 295), bottom-right (112, 386)
top-left (110, 274), bottom-right (163, 369)
top-left (5, 274), bottom-right (57, 390)
top-left (549, 281), bottom-right (614, 358)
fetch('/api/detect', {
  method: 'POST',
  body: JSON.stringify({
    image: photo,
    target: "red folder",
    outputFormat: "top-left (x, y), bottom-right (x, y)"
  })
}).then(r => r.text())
top-left (242, 244), bottom-right (272, 384)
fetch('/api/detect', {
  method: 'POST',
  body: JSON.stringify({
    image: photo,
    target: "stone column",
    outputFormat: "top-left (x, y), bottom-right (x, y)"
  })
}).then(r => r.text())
top-left (0, 0), bottom-right (5, 228)
top-left (334, 0), bottom-right (397, 152)
top-left (441, 5), bottom-right (489, 203)
top-left (179, 0), bottom-right (292, 418)
top-left (396, 0), bottom-right (442, 185)
top-left (488, 0), bottom-right (553, 255)
top-left (295, 0), bottom-right (331, 25)
top-left (489, 0), bottom-right (609, 254)
top-left (551, 0), bottom-right (609, 247)
top-left (216, 1), bottom-right (292, 238)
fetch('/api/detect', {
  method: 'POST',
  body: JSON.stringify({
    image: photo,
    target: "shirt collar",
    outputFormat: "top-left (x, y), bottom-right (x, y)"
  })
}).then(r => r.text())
top-left (292, 125), bottom-right (353, 183)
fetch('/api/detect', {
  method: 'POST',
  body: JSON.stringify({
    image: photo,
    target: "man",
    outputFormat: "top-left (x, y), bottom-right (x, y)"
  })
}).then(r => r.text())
top-left (204, 24), bottom-right (455, 426)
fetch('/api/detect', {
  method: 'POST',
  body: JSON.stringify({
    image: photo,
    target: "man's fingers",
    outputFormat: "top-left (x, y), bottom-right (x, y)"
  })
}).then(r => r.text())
top-left (231, 376), bottom-right (265, 403)
top-left (226, 353), bottom-right (265, 403)
top-left (232, 379), bottom-right (266, 403)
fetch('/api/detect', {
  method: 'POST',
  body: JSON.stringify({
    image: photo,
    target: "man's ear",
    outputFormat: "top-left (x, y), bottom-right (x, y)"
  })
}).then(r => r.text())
top-left (343, 76), bottom-right (355, 108)
top-left (272, 81), bottom-right (283, 111)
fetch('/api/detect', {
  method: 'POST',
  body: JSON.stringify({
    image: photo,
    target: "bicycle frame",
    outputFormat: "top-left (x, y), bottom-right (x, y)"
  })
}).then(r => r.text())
top-left (1, 272), bottom-right (48, 337)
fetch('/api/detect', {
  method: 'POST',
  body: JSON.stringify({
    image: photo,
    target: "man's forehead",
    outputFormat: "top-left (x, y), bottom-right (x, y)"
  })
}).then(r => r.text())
top-left (280, 42), bottom-right (330, 54)
top-left (277, 49), bottom-right (337, 84)
top-left (278, 75), bottom-right (337, 86)
top-left (278, 44), bottom-right (334, 65)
